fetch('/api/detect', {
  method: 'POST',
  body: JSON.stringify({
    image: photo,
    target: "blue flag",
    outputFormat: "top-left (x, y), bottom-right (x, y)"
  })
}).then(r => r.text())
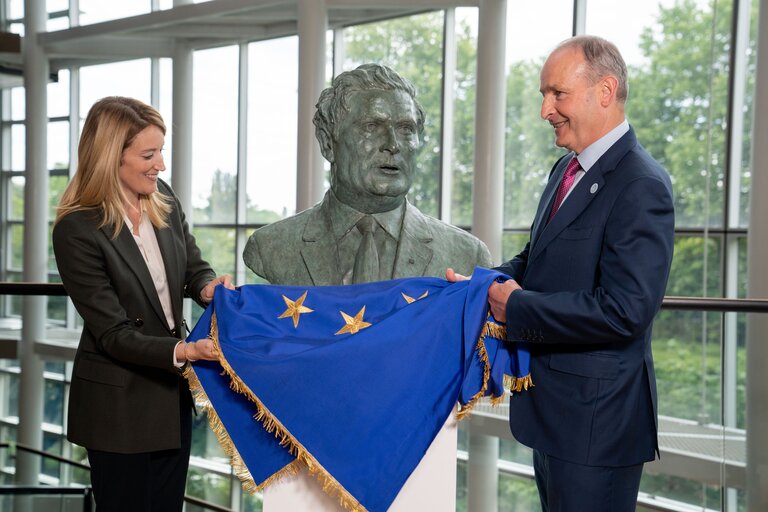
top-left (185, 267), bottom-right (531, 512)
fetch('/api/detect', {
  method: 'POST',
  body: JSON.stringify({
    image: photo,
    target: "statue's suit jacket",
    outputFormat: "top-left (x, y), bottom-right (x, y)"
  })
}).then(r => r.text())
top-left (496, 127), bottom-right (674, 467)
top-left (52, 180), bottom-right (215, 454)
top-left (244, 193), bottom-right (492, 285)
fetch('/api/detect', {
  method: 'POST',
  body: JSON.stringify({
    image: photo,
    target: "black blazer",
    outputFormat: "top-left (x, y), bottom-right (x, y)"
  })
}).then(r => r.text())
top-left (52, 180), bottom-right (215, 454)
top-left (497, 127), bottom-right (675, 467)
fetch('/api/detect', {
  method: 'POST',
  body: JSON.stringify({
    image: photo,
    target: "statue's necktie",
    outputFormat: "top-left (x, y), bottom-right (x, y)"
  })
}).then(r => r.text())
top-left (548, 156), bottom-right (581, 221)
top-left (352, 215), bottom-right (380, 284)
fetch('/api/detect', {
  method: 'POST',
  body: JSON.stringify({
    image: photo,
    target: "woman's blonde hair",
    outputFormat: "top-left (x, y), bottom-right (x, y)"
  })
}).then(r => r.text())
top-left (55, 96), bottom-right (172, 236)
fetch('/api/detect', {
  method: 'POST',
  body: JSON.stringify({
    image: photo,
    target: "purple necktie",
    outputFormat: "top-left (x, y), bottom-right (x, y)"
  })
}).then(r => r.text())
top-left (548, 156), bottom-right (581, 221)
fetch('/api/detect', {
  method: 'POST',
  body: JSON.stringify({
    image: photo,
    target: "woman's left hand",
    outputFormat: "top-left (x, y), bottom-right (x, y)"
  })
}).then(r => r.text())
top-left (200, 274), bottom-right (235, 305)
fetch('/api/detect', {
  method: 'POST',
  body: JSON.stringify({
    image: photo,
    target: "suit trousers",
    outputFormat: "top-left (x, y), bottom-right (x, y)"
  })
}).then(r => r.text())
top-left (87, 395), bottom-right (192, 512)
top-left (533, 449), bottom-right (644, 512)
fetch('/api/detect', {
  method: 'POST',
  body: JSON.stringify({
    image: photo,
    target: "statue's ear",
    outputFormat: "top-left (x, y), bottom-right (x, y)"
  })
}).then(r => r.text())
top-left (316, 127), bottom-right (334, 163)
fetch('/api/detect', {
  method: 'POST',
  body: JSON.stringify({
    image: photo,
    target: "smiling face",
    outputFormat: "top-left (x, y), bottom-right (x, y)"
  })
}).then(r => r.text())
top-left (330, 89), bottom-right (421, 213)
top-left (118, 124), bottom-right (165, 206)
top-left (539, 46), bottom-right (609, 154)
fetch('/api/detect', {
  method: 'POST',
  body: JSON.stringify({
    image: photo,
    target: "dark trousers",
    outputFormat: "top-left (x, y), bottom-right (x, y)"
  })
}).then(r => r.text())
top-left (87, 401), bottom-right (192, 512)
top-left (533, 449), bottom-right (644, 512)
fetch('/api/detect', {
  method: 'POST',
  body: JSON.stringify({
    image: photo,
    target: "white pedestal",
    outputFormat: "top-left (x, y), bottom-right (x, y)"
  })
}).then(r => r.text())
top-left (263, 414), bottom-right (458, 511)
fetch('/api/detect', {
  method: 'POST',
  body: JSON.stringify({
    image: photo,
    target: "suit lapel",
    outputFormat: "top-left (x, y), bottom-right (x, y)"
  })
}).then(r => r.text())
top-left (393, 203), bottom-right (433, 278)
top-left (103, 224), bottom-right (169, 329)
top-left (530, 155), bottom-right (570, 247)
top-left (528, 128), bottom-right (638, 266)
top-left (300, 200), bottom-right (343, 285)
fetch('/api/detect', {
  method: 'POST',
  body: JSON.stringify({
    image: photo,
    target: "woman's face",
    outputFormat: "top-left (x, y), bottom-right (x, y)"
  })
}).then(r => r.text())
top-left (118, 124), bottom-right (166, 204)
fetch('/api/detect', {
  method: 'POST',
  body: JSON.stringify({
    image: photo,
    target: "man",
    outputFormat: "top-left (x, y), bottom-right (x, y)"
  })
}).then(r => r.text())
top-left (244, 63), bottom-right (491, 285)
top-left (449, 35), bottom-right (674, 511)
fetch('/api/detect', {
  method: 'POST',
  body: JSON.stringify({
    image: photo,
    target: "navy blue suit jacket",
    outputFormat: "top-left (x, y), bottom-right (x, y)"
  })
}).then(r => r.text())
top-left (496, 127), bottom-right (674, 467)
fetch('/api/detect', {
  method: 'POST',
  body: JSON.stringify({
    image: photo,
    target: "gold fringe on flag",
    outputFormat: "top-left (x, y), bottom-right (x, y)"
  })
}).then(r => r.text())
top-left (504, 373), bottom-right (534, 393)
top-left (194, 311), bottom-right (368, 512)
top-left (455, 321), bottom-right (512, 420)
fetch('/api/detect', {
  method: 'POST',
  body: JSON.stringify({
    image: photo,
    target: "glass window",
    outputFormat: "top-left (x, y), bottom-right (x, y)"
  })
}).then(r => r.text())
top-left (159, 58), bottom-right (174, 182)
top-left (192, 46), bottom-right (239, 224)
top-left (47, 0), bottom-right (69, 13)
top-left (79, 0), bottom-right (151, 25)
top-left (503, 0), bottom-right (572, 230)
top-left (9, 87), bottom-right (24, 122)
top-left (341, 12), bottom-right (446, 218)
top-left (43, 379), bottom-right (65, 425)
top-left (48, 121), bottom-right (69, 171)
top-left (48, 69), bottom-right (70, 119)
top-left (190, 227), bottom-right (236, 279)
top-left (9, 176), bottom-right (24, 220)
top-left (8, 0), bottom-right (23, 20)
top-left (10, 124), bottom-right (24, 171)
top-left (246, 36), bottom-right (298, 223)
top-left (80, 59), bottom-right (152, 117)
top-left (739, 0), bottom-right (760, 226)
top-left (449, 8), bottom-right (478, 228)
top-left (588, 0), bottom-right (732, 229)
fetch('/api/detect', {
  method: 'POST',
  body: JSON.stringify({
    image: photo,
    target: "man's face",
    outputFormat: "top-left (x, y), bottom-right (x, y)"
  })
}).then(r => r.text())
top-left (331, 89), bottom-right (421, 213)
top-left (539, 46), bottom-right (605, 154)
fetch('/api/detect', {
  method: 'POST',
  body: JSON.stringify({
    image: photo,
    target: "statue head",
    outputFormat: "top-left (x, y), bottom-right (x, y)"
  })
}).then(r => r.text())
top-left (313, 64), bottom-right (426, 213)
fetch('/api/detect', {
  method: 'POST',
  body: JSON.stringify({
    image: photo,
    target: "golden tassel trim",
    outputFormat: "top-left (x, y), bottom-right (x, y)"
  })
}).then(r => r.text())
top-left (455, 322), bottom-right (495, 420)
top-left (504, 373), bottom-right (534, 393)
top-left (184, 364), bottom-right (258, 493)
top-left (205, 312), bottom-right (367, 512)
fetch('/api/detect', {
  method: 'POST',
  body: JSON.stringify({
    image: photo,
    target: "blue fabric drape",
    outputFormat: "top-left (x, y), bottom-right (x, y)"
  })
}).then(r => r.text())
top-left (186, 267), bottom-right (531, 511)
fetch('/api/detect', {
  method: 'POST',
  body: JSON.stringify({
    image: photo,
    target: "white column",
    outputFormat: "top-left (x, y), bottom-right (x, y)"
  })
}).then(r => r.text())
top-left (440, 8), bottom-right (456, 224)
top-left (468, 2), bottom-right (506, 511)
top-left (468, 432), bottom-right (499, 512)
top-left (471, 0), bottom-right (506, 263)
top-left (172, 0), bottom-right (194, 321)
top-left (572, 0), bottom-right (587, 35)
top-left (171, 43), bottom-right (193, 210)
top-left (296, 0), bottom-right (327, 211)
top-left (17, 0), bottom-right (48, 487)
top-left (746, 1), bottom-right (768, 510)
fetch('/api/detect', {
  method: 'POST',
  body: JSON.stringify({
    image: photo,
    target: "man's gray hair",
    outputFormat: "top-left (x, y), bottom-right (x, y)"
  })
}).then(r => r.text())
top-left (557, 35), bottom-right (629, 103)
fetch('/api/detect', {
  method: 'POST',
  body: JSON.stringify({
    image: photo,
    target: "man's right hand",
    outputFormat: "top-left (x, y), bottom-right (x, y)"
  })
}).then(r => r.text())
top-left (445, 267), bottom-right (469, 282)
top-left (488, 280), bottom-right (522, 322)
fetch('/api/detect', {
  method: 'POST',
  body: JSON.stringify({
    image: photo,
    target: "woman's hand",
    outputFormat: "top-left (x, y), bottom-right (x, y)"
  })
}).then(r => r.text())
top-left (200, 274), bottom-right (235, 305)
top-left (177, 338), bottom-right (218, 362)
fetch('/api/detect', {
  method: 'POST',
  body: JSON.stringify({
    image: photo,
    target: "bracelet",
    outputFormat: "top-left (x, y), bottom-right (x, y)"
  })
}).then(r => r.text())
top-left (183, 342), bottom-right (197, 363)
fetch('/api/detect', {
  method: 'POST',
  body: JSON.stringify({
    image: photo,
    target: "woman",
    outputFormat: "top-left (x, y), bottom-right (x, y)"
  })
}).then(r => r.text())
top-left (52, 96), bottom-right (232, 511)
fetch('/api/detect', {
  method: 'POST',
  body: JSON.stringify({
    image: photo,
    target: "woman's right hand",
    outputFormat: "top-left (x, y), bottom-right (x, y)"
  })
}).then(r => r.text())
top-left (178, 338), bottom-right (218, 362)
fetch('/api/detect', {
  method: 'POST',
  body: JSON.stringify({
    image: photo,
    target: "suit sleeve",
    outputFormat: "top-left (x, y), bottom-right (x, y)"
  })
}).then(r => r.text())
top-left (504, 174), bottom-right (674, 345)
top-left (53, 214), bottom-right (182, 371)
top-left (494, 242), bottom-right (530, 283)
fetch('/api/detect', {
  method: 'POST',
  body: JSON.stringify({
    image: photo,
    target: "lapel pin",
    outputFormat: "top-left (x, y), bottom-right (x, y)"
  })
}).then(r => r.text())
top-left (590, 183), bottom-right (598, 194)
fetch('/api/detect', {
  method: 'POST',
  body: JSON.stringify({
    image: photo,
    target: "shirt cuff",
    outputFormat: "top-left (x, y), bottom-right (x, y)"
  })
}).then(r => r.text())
top-left (173, 340), bottom-right (184, 368)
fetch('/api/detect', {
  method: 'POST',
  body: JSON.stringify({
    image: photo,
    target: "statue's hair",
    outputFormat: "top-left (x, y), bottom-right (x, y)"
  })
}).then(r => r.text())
top-left (55, 96), bottom-right (171, 237)
top-left (556, 35), bottom-right (629, 103)
top-left (313, 63), bottom-right (425, 154)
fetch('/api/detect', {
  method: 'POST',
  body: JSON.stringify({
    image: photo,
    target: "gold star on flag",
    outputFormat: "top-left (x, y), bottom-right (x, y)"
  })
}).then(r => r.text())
top-left (278, 291), bottom-right (314, 328)
top-left (335, 306), bottom-right (372, 335)
top-left (402, 290), bottom-right (429, 304)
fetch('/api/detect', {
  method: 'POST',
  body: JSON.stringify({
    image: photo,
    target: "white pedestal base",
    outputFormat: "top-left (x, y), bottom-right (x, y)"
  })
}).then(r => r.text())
top-left (263, 414), bottom-right (458, 511)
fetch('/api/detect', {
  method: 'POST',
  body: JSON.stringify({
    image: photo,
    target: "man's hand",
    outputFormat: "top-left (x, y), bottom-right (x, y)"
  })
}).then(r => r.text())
top-left (445, 267), bottom-right (469, 282)
top-left (200, 274), bottom-right (235, 305)
top-left (488, 280), bottom-right (522, 322)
